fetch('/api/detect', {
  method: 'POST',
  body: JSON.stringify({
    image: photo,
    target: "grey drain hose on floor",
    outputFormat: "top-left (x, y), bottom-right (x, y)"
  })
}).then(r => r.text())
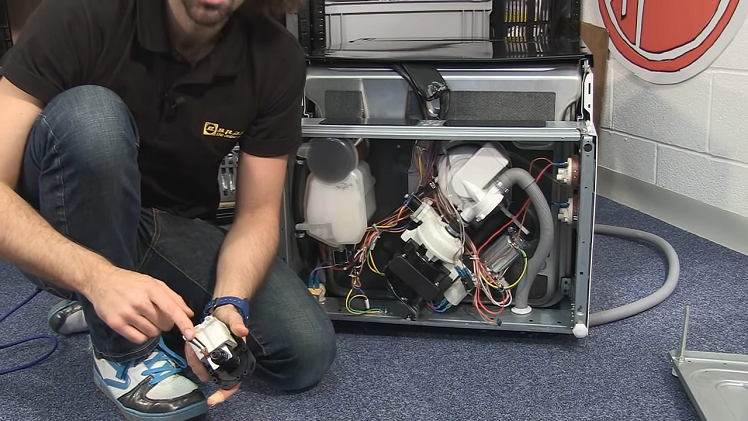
top-left (589, 224), bottom-right (680, 327)
top-left (487, 166), bottom-right (681, 325)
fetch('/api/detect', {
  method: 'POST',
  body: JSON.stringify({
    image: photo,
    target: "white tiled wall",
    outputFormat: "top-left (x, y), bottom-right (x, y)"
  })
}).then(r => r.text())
top-left (583, 0), bottom-right (748, 218)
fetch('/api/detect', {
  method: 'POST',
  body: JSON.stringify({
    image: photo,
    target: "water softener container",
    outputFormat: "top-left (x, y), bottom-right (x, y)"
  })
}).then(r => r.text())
top-left (295, 138), bottom-right (376, 247)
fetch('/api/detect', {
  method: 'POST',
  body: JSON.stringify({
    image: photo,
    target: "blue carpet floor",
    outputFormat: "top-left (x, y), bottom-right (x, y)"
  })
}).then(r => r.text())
top-left (1, 196), bottom-right (746, 421)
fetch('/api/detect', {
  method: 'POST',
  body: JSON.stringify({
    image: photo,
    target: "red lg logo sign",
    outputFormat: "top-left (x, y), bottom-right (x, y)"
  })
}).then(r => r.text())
top-left (599, 0), bottom-right (748, 84)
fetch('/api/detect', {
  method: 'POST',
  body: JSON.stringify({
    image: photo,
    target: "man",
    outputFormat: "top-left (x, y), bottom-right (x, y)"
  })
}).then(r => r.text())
top-left (0, 0), bottom-right (337, 420)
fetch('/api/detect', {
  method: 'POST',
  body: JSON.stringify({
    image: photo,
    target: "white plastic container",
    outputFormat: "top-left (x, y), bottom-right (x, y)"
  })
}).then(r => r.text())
top-left (325, 0), bottom-right (493, 48)
top-left (296, 162), bottom-right (377, 247)
top-left (437, 144), bottom-right (510, 223)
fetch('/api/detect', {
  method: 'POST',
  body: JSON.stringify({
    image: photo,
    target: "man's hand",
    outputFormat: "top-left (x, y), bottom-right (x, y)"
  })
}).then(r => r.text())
top-left (86, 266), bottom-right (196, 343)
top-left (184, 305), bottom-right (249, 407)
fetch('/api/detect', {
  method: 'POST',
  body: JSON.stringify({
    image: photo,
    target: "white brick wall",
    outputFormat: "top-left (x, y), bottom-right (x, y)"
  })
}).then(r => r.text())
top-left (598, 130), bottom-right (656, 184)
top-left (610, 67), bottom-right (711, 152)
top-left (657, 146), bottom-right (748, 216)
top-left (584, 4), bottom-right (748, 218)
top-left (712, 16), bottom-right (748, 69)
top-left (710, 72), bottom-right (748, 162)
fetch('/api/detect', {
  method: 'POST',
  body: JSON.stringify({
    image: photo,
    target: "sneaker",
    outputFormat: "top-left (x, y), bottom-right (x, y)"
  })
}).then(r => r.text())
top-left (47, 299), bottom-right (89, 335)
top-left (93, 337), bottom-right (208, 421)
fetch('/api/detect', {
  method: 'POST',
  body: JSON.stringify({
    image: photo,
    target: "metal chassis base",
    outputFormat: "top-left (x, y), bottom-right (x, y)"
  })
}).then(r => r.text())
top-left (670, 306), bottom-right (748, 421)
top-left (295, 118), bottom-right (598, 336)
top-left (321, 296), bottom-right (575, 334)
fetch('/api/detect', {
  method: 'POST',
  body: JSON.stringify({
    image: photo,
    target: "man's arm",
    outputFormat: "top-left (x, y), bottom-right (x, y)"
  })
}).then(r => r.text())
top-left (0, 79), bottom-right (109, 294)
top-left (212, 21), bottom-right (306, 302)
top-left (0, 79), bottom-right (196, 342)
top-left (0, 0), bottom-right (196, 343)
top-left (213, 152), bottom-right (288, 300)
top-left (185, 16), bottom-right (306, 407)
top-left (0, 0), bottom-right (119, 291)
top-left (0, 0), bottom-right (113, 289)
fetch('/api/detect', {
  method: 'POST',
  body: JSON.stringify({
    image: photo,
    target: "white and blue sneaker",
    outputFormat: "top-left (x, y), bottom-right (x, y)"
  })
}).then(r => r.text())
top-left (47, 299), bottom-right (89, 335)
top-left (93, 338), bottom-right (208, 421)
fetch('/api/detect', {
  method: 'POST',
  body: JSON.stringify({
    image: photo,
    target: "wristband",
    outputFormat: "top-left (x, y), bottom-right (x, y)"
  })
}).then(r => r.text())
top-left (203, 296), bottom-right (251, 327)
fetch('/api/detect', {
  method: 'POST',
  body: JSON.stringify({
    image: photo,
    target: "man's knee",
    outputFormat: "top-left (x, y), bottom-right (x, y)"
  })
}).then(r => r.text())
top-left (264, 316), bottom-right (337, 392)
top-left (35, 85), bottom-right (139, 170)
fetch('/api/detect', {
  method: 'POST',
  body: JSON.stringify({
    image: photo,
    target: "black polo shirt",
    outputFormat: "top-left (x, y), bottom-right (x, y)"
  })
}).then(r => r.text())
top-left (1, 0), bottom-right (306, 220)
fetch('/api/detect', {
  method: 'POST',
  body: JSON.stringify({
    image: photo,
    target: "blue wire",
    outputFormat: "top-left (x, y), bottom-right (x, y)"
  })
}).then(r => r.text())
top-left (393, 223), bottom-right (410, 231)
top-left (438, 298), bottom-right (452, 311)
top-left (308, 264), bottom-right (331, 289)
top-left (0, 288), bottom-right (59, 376)
top-left (308, 264), bottom-right (322, 287)
top-left (456, 266), bottom-right (472, 281)
top-left (430, 298), bottom-right (452, 313)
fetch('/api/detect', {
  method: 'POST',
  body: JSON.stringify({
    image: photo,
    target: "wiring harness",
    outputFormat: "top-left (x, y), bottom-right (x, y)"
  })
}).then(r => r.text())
top-left (303, 140), bottom-right (570, 324)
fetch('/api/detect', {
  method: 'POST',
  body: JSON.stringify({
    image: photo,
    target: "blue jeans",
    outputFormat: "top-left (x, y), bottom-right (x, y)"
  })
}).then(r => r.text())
top-left (16, 85), bottom-right (336, 391)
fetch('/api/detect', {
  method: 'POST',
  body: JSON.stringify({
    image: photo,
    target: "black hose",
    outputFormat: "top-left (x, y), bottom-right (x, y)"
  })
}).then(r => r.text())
top-left (291, 159), bottom-right (308, 224)
top-left (291, 159), bottom-right (317, 271)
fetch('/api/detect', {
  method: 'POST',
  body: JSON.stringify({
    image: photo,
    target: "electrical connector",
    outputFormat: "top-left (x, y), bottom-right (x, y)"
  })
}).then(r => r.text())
top-left (557, 196), bottom-right (579, 225)
top-left (558, 207), bottom-right (573, 224)
top-left (332, 249), bottom-right (349, 266)
top-left (308, 284), bottom-right (327, 304)
top-left (186, 316), bottom-right (256, 390)
top-left (556, 156), bottom-right (580, 186)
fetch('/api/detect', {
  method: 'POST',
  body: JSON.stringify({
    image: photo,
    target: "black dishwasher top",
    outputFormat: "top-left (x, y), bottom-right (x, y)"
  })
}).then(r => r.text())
top-left (306, 35), bottom-right (592, 66)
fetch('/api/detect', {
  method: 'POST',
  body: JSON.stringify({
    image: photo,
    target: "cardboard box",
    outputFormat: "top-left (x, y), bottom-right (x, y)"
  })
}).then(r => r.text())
top-left (580, 21), bottom-right (609, 133)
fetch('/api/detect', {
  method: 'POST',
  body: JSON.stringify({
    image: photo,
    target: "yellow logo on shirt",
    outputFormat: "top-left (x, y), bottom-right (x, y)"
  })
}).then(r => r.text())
top-left (203, 122), bottom-right (244, 140)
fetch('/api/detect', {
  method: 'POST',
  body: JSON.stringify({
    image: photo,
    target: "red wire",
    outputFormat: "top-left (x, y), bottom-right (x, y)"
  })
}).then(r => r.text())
top-left (473, 290), bottom-right (493, 322)
top-left (473, 279), bottom-right (509, 323)
top-left (473, 161), bottom-right (553, 320)
top-left (529, 157), bottom-right (553, 174)
top-left (477, 163), bottom-right (553, 253)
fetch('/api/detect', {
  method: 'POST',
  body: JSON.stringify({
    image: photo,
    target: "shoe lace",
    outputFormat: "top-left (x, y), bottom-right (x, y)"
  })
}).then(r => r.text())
top-left (112, 338), bottom-right (188, 386)
top-left (143, 338), bottom-right (188, 385)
